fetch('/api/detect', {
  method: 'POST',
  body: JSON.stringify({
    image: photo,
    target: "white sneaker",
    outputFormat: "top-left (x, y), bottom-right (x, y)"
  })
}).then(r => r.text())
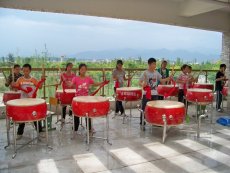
top-left (16, 135), bottom-right (22, 140)
top-left (217, 109), bottom-right (222, 112)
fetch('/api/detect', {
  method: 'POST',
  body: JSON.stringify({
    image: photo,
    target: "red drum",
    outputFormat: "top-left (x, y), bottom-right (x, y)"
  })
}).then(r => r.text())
top-left (193, 83), bottom-right (214, 90)
top-left (55, 89), bottom-right (76, 105)
top-left (72, 96), bottom-right (110, 117)
top-left (116, 87), bottom-right (142, 101)
top-left (6, 98), bottom-right (47, 122)
top-left (157, 85), bottom-right (179, 96)
top-left (222, 86), bottom-right (228, 96)
top-left (3, 91), bottom-right (21, 104)
top-left (145, 100), bottom-right (185, 126)
top-left (186, 88), bottom-right (214, 105)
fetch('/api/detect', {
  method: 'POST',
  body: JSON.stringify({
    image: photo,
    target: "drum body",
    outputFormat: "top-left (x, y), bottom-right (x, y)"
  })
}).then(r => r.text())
top-left (72, 96), bottom-right (110, 117)
top-left (116, 87), bottom-right (142, 101)
top-left (6, 98), bottom-right (47, 122)
top-left (193, 83), bottom-right (214, 90)
top-left (55, 89), bottom-right (76, 105)
top-left (186, 88), bottom-right (213, 105)
top-left (157, 85), bottom-right (179, 96)
top-left (222, 87), bottom-right (228, 96)
top-left (3, 91), bottom-right (21, 104)
top-left (145, 100), bottom-right (185, 126)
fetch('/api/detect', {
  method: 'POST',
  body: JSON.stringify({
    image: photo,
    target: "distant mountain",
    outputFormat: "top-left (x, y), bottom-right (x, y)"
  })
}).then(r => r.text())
top-left (70, 48), bottom-right (220, 62)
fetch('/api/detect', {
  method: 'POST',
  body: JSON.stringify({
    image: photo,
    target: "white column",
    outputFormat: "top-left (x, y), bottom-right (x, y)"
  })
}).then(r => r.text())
top-left (221, 32), bottom-right (230, 111)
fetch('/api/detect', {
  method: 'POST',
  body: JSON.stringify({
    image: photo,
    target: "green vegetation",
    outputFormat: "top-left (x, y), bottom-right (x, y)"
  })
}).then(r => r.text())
top-left (0, 54), bottom-right (221, 100)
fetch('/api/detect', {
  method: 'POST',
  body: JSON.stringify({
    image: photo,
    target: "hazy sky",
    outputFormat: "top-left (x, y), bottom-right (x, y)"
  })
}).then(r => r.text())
top-left (0, 7), bottom-right (222, 57)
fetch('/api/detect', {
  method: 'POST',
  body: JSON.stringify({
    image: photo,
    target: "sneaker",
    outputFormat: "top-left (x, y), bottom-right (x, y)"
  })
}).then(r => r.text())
top-left (217, 109), bottom-right (222, 112)
top-left (16, 135), bottom-right (22, 140)
top-left (114, 112), bottom-right (119, 116)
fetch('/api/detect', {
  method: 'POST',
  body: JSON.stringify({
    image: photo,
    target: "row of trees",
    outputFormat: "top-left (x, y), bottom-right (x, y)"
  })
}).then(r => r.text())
top-left (0, 54), bottom-right (221, 98)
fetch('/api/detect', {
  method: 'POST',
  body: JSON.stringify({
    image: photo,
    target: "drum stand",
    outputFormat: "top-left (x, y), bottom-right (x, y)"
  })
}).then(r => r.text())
top-left (5, 116), bottom-right (52, 159)
top-left (72, 113), bottom-right (111, 151)
top-left (185, 98), bottom-right (213, 139)
top-left (137, 105), bottom-right (171, 143)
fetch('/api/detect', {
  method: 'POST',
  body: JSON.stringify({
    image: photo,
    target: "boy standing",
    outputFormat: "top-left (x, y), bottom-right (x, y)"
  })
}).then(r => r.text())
top-left (5, 64), bottom-right (23, 90)
top-left (216, 64), bottom-right (227, 112)
top-left (139, 58), bottom-right (171, 125)
top-left (13, 64), bottom-right (44, 139)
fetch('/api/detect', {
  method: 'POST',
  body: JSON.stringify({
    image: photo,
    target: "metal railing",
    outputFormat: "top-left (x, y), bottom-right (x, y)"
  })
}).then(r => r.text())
top-left (0, 68), bottom-right (218, 100)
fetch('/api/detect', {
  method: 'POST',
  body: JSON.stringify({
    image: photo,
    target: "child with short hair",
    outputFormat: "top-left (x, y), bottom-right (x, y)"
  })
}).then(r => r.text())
top-left (215, 64), bottom-right (227, 112)
top-left (13, 63), bottom-right (44, 140)
top-left (139, 58), bottom-right (171, 125)
top-left (177, 64), bottom-right (190, 103)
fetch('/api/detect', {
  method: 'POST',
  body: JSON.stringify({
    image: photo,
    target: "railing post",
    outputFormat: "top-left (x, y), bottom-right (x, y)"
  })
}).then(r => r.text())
top-left (102, 69), bottom-right (105, 96)
top-left (43, 68), bottom-right (46, 100)
top-left (205, 71), bottom-right (208, 83)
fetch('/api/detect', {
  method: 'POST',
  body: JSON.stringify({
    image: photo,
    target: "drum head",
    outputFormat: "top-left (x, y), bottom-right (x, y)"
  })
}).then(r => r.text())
top-left (7, 98), bottom-right (46, 106)
top-left (147, 100), bottom-right (184, 108)
top-left (116, 87), bottom-right (141, 91)
top-left (56, 89), bottom-right (76, 93)
top-left (73, 96), bottom-right (109, 103)
top-left (187, 88), bottom-right (212, 92)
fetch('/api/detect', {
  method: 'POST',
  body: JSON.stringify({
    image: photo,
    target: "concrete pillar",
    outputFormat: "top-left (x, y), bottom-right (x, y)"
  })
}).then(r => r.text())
top-left (221, 32), bottom-right (230, 111)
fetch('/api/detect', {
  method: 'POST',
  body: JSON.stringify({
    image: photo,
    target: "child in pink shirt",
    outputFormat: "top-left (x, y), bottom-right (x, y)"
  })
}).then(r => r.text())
top-left (177, 64), bottom-right (190, 103)
top-left (60, 62), bottom-right (76, 121)
top-left (70, 63), bottom-right (104, 132)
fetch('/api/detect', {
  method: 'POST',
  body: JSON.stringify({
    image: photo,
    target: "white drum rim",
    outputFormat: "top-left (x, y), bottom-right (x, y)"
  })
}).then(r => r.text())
top-left (187, 88), bottom-right (212, 92)
top-left (6, 98), bottom-right (46, 106)
top-left (56, 89), bottom-right (76, 93)
top-left (147, 100), bottom-right (184, 108)
top-left (72, 96), bottom-right (109, 103)
top-left (158, 85), bottom-right (179, 87)
top-left (4, 91), bottom-right (21, 94)
top-left (116, 87), bottom-right (142, 91)
top-left (194, 83), bottom-right (213, 85)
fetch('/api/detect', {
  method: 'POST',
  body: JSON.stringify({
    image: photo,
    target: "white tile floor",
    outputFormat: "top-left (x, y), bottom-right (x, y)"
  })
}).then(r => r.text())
top-left (0, 103), bottom-right (230, 173)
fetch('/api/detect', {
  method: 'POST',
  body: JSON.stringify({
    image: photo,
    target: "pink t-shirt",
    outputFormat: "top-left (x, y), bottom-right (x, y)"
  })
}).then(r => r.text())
top-left (72, 76), bottom-right (94, 96)
top-left (178, 72), bottom-right (189, 89)
top-left (61, 72), bottom-right (76, 89)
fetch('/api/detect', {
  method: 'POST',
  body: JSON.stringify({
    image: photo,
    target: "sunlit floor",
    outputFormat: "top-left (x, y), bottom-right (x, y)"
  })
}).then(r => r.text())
top-left (1, 102), bottom-right (230, 173)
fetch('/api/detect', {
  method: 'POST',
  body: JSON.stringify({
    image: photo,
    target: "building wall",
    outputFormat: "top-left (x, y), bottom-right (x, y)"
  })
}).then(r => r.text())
top-left (221, 32), bottom-right (230, 110)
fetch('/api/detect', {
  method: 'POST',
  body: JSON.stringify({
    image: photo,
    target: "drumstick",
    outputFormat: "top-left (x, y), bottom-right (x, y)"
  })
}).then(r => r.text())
top-left (42, 64), bottom-right (45, 77)
top-left (170, 63), bottom-right (175, 76)
top-left (102, 68), bottom-right (106, 81)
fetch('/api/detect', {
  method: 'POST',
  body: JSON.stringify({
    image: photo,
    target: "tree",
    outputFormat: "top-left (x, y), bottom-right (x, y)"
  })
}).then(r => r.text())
top-left (8, 53), bottom-right (15, 63)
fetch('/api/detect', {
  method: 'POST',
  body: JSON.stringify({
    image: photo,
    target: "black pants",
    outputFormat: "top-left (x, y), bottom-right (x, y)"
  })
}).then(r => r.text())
top-left (140, 95), bottom-right (159, 124)
top-left (216, 90), bottom-right (223, 110)
top-left (74, 116), bottom-right (92, 131)
top-left (178, 89), bottom-right (185, 104)
top-left (114, 87), bottom-right (124, 114)
top-left (62, 106), bottom-right (72, 119)
top-left (17, 121), bottom-right (42, 135)
top-left (158, 96), bottom-right (164, 100)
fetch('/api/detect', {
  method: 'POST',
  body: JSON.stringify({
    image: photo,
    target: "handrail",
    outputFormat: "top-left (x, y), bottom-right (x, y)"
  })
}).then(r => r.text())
top-left (0, 67), bottom-right (219, 98)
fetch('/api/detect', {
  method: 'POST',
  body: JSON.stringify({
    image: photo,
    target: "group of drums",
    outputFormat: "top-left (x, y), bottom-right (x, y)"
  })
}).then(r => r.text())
top-left (2, 83), bottom-right (228, 145)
